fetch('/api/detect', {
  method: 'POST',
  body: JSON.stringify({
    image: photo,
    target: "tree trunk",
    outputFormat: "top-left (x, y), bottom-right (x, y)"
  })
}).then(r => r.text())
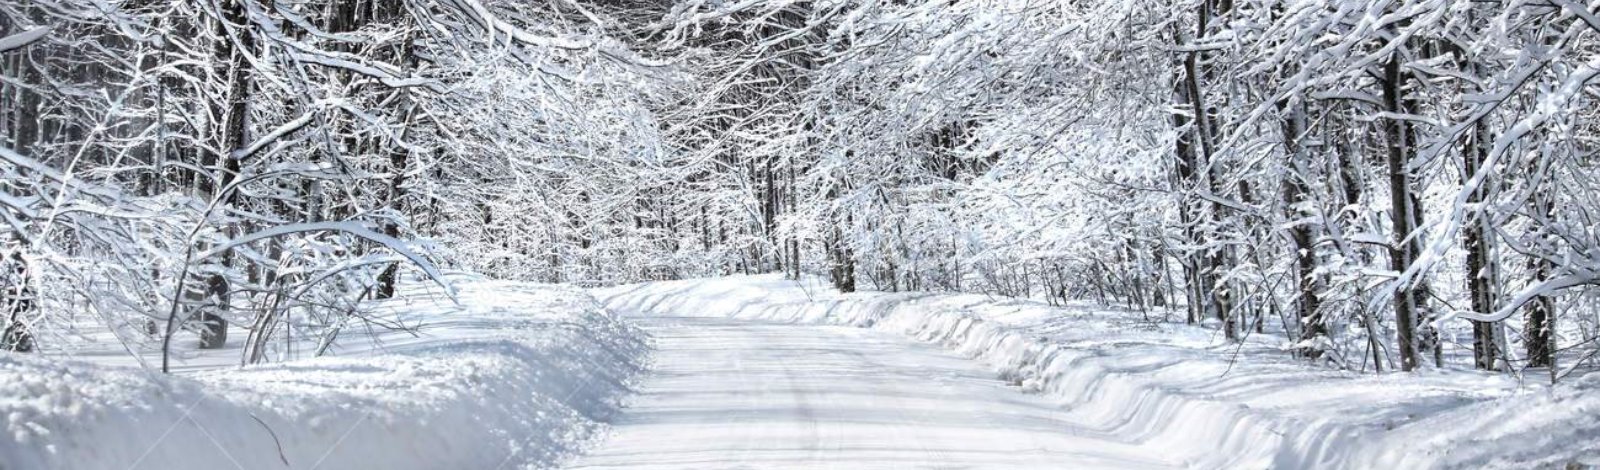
top-left (2, 252), bottom-right (36, 353)
top-left (830, 220), bottom-right (856, 293)
top-left (10, 56), bottom-right (41, 155)
top-left (763, 156), bottom-right (778, 272)
top-left (1382, 53), bottom-right (1420, 371)
top-left (1281, 99), bottom-right (1323, 356)
top-left (1179, 5), bottom-right (1230, 338)
top-left (193, 274), bottom-right (230, 350)
top-left (789, 159), bottom-right (801, 280)
top-left (1170, 24), bottom-right (1204, 326)
top-left (1526, 167), bottom-right (1556, 369)
top-left (375, 37), bottom-right (419, 298)
top-left (1463, 121), bottom-right (1500, 370)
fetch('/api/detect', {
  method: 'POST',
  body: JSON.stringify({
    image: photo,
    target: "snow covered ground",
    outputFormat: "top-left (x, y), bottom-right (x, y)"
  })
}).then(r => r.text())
top-left (568, 316), bottom-right (1174, 469)
top-left (0, 275), bottom-right (648, 470)
top-left (5, 273), bottom-right (1595, 469)
top-left (592, 275), bottom-right (1600, 469)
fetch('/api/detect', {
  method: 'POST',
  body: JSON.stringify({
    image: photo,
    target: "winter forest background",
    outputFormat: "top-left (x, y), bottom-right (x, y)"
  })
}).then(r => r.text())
top-left (5, 0), bottom-right (1600, 383)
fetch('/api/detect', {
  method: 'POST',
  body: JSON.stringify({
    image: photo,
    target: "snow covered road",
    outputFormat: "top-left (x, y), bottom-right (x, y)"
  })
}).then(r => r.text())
top-left (567, 315), bottom-right (1174, 469)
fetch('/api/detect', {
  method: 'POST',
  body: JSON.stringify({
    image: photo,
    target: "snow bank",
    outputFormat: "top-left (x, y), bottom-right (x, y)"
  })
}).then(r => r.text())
top-left (598, 275), bottom-right (1600, 469)
top-left (1, 278), bottom-right (648, 470)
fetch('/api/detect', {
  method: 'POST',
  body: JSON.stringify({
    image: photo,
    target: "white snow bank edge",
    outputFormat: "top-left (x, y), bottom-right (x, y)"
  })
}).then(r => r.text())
top-left (597, 276), bottom-right (1599, 469)
top-left (1, 281), bottom-right (649, 470)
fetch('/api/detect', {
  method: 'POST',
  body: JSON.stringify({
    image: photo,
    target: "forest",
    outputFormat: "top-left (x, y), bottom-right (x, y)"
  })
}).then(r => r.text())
top-left (4, 0), bottom-right (1600, 379)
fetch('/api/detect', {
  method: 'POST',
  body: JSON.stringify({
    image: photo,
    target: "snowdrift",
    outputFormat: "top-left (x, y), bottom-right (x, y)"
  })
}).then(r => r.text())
top-left (0, 278), bottom-right (648, 470)
top-left (598, 275), bottom-right (1600, 469)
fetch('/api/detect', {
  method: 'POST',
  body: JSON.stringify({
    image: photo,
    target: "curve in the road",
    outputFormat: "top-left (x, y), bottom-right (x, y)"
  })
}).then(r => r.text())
top-left (566, 315), bottom-right (1177, 469)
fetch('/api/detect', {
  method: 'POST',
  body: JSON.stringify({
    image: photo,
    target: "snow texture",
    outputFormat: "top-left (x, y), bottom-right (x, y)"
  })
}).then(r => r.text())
top-left (0, 277), bottom-right (647, 470)
top-left (569, 315), bottom-right (1174, 469)
top-left (597, 275), bottom-right (1600, 469)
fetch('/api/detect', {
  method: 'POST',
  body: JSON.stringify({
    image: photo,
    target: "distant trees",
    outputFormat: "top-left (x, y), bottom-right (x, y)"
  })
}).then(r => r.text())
top-left (652, 0), bottom-right (1600, 377)
top-left (3, 0), bottom-right (1599, 377)
top-left (0, 0), bottom-right (665, 369)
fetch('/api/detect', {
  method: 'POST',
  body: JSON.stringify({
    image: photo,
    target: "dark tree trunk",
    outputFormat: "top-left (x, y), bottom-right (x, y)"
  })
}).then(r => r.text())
top-left (788, 159), bottom-right (801, 280)
top-left (1382, 53), bottom-right (1420, 371)
top-left (2, 252), bottom-right (36, 353)
top-left (10, 59), bottom-right (41, 155)
top-left (1170, 25), bottom-right (1204, 326)
top-left (376, 34), bottom-right (419, 299)
top-left (830, 220), bottom-right (855, 293)
top-left (1526, 171), bottom-right (1556, 369)
top-left (1177, 2), bottom-right (1231, 338)
top-left (1463, 121), bottom-right (1500, 370)
top-left (770, 161), bottom-right (779, 272)
top-left (193, 274), bottom-right (230, 350)
top-left (1281, 99), bottom-right (1323, 356)
top-left (207, 0), bottom-right (253, 198)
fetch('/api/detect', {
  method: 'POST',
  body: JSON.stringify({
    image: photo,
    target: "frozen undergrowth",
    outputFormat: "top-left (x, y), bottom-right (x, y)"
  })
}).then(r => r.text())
top-left (598, 275), bottom-right (1600, 469)
top-left (0, 276), bottom-right (648, 470)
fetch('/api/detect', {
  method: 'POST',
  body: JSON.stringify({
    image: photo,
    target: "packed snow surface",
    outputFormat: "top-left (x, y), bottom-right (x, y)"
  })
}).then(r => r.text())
top-left (4, 274), bottom-right (1597, 469)
top-left (0, 276), bottom-right (647, 470)
top-left (569, 315), bottom-right (1174, 469)
top-left (584, 275), bottom-right (1600, 469)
